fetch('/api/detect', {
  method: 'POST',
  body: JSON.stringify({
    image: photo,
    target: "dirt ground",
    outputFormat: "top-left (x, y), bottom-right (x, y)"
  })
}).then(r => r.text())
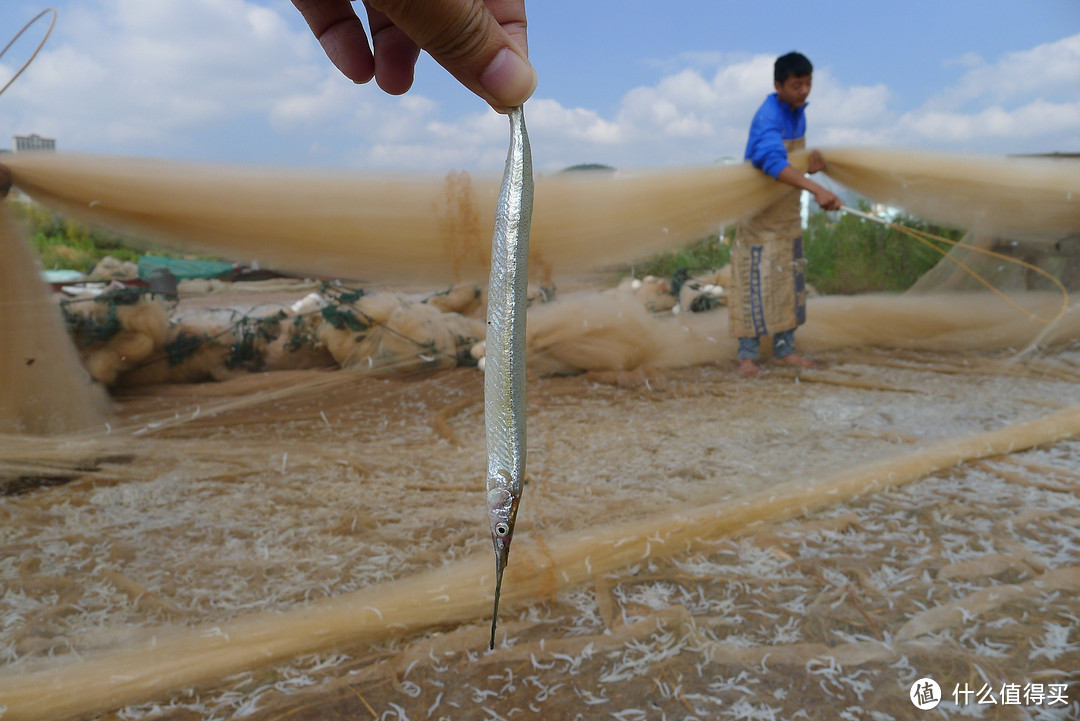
top-left (2, 288), bottom-right (1080, 720)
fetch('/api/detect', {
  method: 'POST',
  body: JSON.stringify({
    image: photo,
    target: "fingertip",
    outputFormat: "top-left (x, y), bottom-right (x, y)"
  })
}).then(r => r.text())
top-left (373, 47), bottom-right (420, 94)
top-left (317, 19), bottom-right (375, 84)
top-left (326, 43), bottom-right (375, 84)
top-left (349, 67), bottom-right (376, 85)
top-left (370, 20), bottom-right (420, 95)
top-left (479, 47), bottom-right (537, 108)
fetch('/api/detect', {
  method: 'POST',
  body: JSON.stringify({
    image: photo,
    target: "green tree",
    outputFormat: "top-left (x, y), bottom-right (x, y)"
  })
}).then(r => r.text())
top-left (804, 205), bottom-right (961, 294)
top-left (631, 203), bottom-right (962, 295)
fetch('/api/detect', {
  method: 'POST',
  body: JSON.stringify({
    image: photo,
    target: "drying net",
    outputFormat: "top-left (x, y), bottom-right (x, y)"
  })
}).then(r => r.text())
top-left (1, 147), bottom-right (1079, 720)
top-left (2, 151), bottom-right (793, 286)
top-left (3, 148), bottom-right (1079, 395)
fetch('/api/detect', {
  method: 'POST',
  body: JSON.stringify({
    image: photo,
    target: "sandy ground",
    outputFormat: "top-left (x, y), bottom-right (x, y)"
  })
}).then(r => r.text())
top-left (2, 284), bottom-right (1080, 720)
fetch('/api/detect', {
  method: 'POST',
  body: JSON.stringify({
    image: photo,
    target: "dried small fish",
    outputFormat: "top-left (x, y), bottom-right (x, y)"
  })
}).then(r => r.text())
top-left (485, 105), bottom-right (533, 649)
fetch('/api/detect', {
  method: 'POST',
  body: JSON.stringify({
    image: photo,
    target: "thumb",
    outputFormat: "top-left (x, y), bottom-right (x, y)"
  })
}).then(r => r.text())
top-left (365, 0), bottom-right (536, 108)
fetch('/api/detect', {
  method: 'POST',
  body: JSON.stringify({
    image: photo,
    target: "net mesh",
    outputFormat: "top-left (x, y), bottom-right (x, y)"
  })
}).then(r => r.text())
top-left (0, 147), bottom-right (1078, 719)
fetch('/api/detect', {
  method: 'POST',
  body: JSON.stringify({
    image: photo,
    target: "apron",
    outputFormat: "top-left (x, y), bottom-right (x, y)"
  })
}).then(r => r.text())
top-left (728, 137), bottom-right (807, 339)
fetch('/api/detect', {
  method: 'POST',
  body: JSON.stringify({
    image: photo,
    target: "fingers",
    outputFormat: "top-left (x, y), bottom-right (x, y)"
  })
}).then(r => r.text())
top-left (486, 0), bottom-right (528, 55)
top-left (364, 6), bottom-right (422, 94)
top-left (292, 0), bottom-right (375, 83)
top-left (293, 0), bottom-right (537, 109)
top-left (365, 0), bottom-right (535, 109)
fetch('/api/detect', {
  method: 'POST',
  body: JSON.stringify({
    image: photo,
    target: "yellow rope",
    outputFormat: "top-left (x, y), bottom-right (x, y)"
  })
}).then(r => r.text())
top-left (840, 205), bottom-right (1069, 325)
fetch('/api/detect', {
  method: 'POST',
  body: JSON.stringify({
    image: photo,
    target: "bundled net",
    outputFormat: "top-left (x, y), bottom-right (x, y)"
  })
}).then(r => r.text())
top-left (821, 148), bottom-right (1079, 242)
top-left (5, 147), bottom-right (1076, 285)
top-left (2, 151), bottom-right (791, 286)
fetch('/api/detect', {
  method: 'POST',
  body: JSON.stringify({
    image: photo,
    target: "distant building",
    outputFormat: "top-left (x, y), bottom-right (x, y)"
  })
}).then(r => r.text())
top-left (14, 133), bottom-right (56, 152)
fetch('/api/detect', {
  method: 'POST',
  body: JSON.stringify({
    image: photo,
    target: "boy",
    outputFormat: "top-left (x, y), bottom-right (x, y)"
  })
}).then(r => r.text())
top-left (730, 51), bottom-right (840, 379)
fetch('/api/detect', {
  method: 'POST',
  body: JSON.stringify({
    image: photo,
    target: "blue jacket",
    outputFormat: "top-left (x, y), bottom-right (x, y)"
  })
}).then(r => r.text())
top-left (743, 93), bottom-right (807, 179)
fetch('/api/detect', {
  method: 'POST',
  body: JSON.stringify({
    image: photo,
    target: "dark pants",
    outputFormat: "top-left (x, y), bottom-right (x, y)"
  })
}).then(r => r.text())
top-left (737, 329), bottom-right (796, 361)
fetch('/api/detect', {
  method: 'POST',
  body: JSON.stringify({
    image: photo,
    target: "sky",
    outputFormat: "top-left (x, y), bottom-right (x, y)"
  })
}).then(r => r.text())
top-left (0, 0), bottom-right (1078, 175)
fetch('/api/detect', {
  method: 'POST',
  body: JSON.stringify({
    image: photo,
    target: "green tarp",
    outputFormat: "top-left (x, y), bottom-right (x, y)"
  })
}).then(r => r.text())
top-left (137, 255), bottom-right (233, 280)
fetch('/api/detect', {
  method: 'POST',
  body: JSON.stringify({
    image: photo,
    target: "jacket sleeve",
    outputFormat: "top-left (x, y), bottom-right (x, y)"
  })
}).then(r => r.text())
top-left (745, 111), bottom-right (790, 179)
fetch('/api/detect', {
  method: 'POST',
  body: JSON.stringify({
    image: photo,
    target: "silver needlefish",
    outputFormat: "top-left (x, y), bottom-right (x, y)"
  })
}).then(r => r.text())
top-left (485, 104), bottom-right (533, 650)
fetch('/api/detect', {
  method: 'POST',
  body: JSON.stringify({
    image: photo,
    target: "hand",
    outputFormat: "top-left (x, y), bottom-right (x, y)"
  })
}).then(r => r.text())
top-left (814, 187), bottom-right (841, 211)
top-left (292, 0), bottom-right (536, 110)
top-left (807, 149), bottom-right (826, 174)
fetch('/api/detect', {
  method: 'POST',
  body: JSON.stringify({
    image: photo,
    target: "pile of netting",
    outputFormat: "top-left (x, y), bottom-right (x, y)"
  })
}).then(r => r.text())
top-left (55, 283), bottom-right (490, 387)
top-left (48, 268), bottom-right (742, 388)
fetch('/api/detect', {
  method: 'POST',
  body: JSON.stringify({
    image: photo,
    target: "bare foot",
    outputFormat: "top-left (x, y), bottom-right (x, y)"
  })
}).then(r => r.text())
top-left (738, 358), bottom-right (760, 378)
top-left (776, 353), bottom-right (816, 369)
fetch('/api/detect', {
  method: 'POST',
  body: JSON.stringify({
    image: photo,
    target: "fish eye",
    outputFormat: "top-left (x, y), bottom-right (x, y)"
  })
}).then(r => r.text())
top-left (495, 522), bottom-right (510, 537)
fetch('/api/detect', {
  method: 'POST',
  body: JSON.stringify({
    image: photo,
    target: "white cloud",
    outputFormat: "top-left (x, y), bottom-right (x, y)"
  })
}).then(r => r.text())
top-left (2, 4), bottom-right (1076, 170)
top-left (656, 68), bottom-right (721, 110)
top-left (0, 0), bottom-right (519, 168)
top-left (593, 33), bottom-right (1080, 160)
top-left (427, 109), bottom-right (504, 139)
top-left (346, 108), bottom-right (507, 170)
top-left (270, 75), bottom-right (355, 129)
top-left (614, 55), bottom-right (768, 145)
top-left (900, 100), bottom-right (1080, 144)
top-left (618, 87), bottom-right (712, 139)
top-left (1, 0), bottom-right (320, 149)
top-left (526, 99), bottom-right (622, 144)
top-left (270, 74), bottom-right (440, 146)
top-left (930, 32), bottom-right (1080, 109)
top-left (526, 32), bottom-right (1079, 165)
top-left (888, 33), bottom-right (1080, 152)
top-left (808, 72), bottom-right (892, 128)
top-left (532, 54), bottom-right (895, 167)
top-left (707, 54), bottom-right (775, 119)
top-left (814, 126), bottom-right (892, 147)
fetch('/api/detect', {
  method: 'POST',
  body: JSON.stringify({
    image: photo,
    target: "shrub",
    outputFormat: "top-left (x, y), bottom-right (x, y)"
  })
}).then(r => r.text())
top-left (631, 204), bottom-right (961, 295)
top-left (804, 206), bottom-right (960, 294)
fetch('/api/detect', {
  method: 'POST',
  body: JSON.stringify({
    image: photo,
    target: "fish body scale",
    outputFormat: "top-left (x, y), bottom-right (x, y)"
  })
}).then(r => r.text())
top-left (485, 105), bottom-right (533, 647)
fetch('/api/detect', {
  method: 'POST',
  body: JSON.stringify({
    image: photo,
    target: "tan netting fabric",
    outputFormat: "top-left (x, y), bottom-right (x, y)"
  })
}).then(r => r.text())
top-left (0, 148), bottom-right (1078, 719)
